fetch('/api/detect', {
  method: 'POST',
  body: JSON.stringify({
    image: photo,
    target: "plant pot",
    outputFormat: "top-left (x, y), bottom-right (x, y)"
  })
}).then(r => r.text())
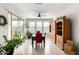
top-left (27, 37), bottom-right (31, 39)
top-left (7, 48), bottom-right (14, 55)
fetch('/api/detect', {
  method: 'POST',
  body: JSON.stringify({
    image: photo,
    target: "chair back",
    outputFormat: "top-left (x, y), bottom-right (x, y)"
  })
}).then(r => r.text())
top-left (36, 32), bottom-right (42, 43)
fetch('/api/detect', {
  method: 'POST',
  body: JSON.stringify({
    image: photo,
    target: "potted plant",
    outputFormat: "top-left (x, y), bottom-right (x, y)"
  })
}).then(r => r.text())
top-left (26, 31), bottom-right (32, 39)
top-left (1, 32), bottom-right (23, 55)
top-left (3, 38), bottom-right (22, 55)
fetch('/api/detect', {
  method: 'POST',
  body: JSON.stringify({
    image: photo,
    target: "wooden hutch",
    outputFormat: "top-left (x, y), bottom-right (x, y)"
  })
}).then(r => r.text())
top-left (50, 16), bottom-right (71, 50)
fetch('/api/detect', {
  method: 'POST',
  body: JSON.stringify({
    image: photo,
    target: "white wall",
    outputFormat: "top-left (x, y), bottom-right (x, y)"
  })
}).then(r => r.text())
top-left (0, 4), bottom-right (23, 46)
top-left (59, 4), bottom-right (79, 54)
top-left (0, 6), bottom-right (9, 46)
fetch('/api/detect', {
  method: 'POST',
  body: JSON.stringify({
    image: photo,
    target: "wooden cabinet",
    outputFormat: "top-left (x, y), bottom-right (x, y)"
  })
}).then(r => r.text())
top-left (56, 35), bottom-right (63, 49)
top-left (56, 16), bottom-right (71, 50)
top-left (49, 16), bottom-right (71, 50)
top-left (49, 20), bottom-right (56, 43)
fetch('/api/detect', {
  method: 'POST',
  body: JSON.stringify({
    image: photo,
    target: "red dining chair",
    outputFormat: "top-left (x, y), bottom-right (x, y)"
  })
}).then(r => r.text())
top-left (36, 31), bottom-right (42, 49)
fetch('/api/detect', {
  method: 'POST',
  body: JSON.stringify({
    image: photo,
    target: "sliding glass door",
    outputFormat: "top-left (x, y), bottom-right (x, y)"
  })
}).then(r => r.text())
top-left (12, 14), bottom-right (24, 39)
top-left (43, 21), bottom-right (49, 33)
top-left (36, 21), bottom-right (42, 33)
top-left (29, 21), bottom-right (35, 34)
top-left (28, 20), bottom-right (49, 35)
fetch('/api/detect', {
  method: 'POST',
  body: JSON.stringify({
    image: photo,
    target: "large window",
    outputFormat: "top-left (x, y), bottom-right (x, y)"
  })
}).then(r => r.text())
top-left (28, 21), bottom-right (49, 34)
top-left (12, 14), bottom-right (24, 38)
top-left (29, 21), bottom-right (35, 34)
top-left (36, 21), bottom-right (42, 33)
top-left (12, 20), bottom-right (19, 27)
top-left (43, 22), bottom-right (49, 33)
top-left (12, 20), bottom-right (24, 38)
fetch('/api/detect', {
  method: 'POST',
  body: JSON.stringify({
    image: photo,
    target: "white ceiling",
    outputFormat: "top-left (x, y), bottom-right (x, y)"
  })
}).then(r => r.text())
top-left (13, 3), bottom-right (72, 18)
top-left (0, 3), bottom-right (72, 18)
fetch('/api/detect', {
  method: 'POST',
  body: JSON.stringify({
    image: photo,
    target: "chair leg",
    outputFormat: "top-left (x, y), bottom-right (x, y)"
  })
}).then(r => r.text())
top-left (36, 43), bottom-right (37, 49)
top-left (41, 43), bottom-right (42, 49)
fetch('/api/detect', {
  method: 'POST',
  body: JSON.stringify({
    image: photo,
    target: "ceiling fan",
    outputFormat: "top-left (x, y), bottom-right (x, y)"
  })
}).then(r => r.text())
top-left (37, 12), bottom-right (41, 17)
top-left (33, 11), bottom-right (47, 17)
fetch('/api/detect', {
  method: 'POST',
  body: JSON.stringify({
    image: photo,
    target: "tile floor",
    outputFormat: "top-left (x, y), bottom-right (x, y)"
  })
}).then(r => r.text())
top-left (13, 36), bottom-right (65, 55)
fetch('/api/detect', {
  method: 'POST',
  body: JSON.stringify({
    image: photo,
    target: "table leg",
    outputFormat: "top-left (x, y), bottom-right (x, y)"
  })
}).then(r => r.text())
top-left (44, 39), bottom-right (45, 48)
top-left (32, 39), bottom-right (34, 48)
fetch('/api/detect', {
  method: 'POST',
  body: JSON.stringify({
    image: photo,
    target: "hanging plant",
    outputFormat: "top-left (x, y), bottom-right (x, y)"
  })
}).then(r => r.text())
top-left (0, 15), bottom-right (7, 26)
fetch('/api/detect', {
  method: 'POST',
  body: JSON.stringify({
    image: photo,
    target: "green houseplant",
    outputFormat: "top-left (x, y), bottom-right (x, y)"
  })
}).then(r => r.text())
top-left (2, 31), bottom-right (23, 55)
top-left (26, 31), bottom-right (32, 39)
top-left (3, 38), bottom-right (22, 55)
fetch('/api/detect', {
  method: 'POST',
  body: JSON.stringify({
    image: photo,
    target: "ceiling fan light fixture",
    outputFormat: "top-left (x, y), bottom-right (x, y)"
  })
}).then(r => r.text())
top-left (37, 13), bottom-right (41, 17)
top-left (35, 3), bottom-right (43, 5)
